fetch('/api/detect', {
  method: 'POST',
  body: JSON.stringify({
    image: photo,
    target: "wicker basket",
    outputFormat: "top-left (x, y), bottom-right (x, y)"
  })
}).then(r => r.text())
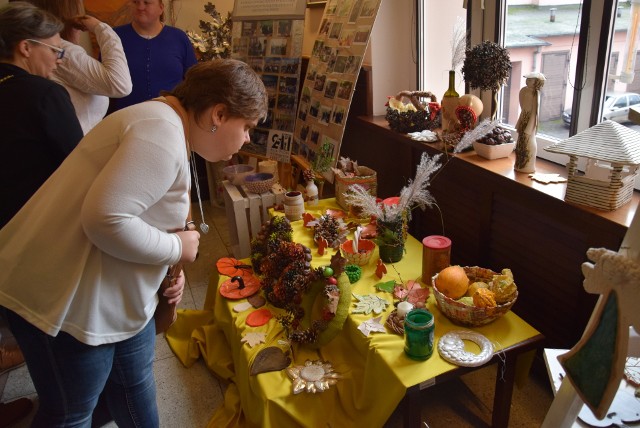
top-left (432, 266), bottom-right (517, 326)
top-left (385, 90), bottom-right (441, 133)
top-left (335, 166), bottom-right (377, 213)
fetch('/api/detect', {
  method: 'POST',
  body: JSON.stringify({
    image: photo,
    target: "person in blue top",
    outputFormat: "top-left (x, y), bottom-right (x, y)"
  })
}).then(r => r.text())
top-left (111, 0), bottom-right (196, 111)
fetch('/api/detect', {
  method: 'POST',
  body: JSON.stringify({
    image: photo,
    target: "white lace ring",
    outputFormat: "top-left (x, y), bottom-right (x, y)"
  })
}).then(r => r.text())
top-left (437, 330), bottom-right (494, 367)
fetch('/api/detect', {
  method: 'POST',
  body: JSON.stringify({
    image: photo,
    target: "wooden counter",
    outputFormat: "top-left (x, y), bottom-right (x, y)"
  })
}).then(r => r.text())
top-left (341, 115), bottom-right (638, 349)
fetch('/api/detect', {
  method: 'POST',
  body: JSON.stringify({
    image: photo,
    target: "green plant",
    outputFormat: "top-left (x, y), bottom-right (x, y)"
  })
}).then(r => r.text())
top-left (311, 141), bottom-right (335, 174)
top-left (187, 3), bottom-right (232, 61)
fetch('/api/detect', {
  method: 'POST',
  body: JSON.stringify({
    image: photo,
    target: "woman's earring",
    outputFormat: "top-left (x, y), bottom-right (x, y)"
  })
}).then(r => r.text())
top-left (211, 125), bottom-right (218, 133)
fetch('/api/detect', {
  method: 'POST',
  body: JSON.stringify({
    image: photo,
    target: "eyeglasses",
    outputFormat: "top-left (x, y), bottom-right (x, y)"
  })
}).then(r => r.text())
top-left (26, 39), bottom-right (65, 59)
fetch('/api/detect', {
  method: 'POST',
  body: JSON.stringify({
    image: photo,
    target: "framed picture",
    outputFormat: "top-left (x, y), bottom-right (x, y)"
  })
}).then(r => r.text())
top-left (307, 1), bottom-right (327, 7)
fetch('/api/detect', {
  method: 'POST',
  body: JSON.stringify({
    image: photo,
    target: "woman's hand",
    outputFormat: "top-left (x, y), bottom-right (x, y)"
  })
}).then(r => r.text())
top-left (70, 15), bottom-right (102, 33)
top-left (176, 230), bottom-right (200, 263)
top-left (163, 270), bottom-right (185, 305)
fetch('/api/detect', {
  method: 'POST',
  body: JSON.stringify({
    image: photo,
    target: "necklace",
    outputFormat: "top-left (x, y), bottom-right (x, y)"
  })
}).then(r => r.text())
top-left (189, 152), bottom-right (209, 234)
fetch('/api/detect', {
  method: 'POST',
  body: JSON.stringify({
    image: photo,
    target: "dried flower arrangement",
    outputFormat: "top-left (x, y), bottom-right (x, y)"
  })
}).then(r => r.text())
top-left (343, 152), bottom-right (442, 224)
top-left (187, 2), bottom-right (232, 61)
top-left (450, 16), bottom-right (467, 71)
top-left (461, 41), bottom-right (511, 93)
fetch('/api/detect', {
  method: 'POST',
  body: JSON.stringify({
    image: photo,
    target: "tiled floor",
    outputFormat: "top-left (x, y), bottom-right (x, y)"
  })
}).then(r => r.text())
top-left (1, 201), bottom-right (554, 427)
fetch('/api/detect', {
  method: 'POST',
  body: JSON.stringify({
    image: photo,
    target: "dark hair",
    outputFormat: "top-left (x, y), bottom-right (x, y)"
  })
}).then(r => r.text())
top-left (0, 1), bottom-right (63, 60)
top-left (165, 59), bottom-right (268, 126)
top-left (19, 0), bottom-right (85, 41)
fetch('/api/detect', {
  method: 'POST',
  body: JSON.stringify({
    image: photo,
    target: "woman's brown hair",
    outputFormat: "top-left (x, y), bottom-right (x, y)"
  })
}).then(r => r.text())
top-left (18, 0), bottom-right (84, 41)
top-left (165, 59), bottom-right (268, 127)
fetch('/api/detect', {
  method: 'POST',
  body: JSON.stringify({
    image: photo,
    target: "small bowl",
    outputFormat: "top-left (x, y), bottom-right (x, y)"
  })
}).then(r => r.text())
top-left (223, 164), bottom-right (255, 186)
top-left (473, 141), bottom-right (516, 160)
top-left (244, 173), bottom-right (275, 194)
top-left (341, 239), bottom-right (376, 266)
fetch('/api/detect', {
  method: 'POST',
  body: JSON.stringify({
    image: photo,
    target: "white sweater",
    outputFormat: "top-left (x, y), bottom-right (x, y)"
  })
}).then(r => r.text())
top-left (0, 102), bottom-right (190, 345)
top-left (52, 23), bottom-right (132, 134)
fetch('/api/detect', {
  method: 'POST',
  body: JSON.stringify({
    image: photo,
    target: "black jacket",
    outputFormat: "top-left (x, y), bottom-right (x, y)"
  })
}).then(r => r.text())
top-left (0, 63), bottom-right (83, 227)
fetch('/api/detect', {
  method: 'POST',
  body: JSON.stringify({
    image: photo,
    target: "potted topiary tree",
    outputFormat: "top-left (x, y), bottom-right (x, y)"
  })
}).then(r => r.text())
top-left (461, 40), bottom-right (511, 120)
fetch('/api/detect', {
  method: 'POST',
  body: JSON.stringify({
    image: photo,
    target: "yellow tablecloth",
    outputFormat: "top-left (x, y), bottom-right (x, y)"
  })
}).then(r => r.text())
top-left (167, 199), bottom-right (540, 428)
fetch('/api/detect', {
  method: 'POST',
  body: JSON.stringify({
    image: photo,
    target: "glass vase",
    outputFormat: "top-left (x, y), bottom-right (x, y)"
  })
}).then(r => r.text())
top-left (376, 218), bottom-right (406, 263)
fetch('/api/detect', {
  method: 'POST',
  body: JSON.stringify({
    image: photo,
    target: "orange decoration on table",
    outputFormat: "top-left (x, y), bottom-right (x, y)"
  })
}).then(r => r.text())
top-left (219, 275), bottom-right (261, 299)
top-left (325, 208), bottom-right (346, 218)
top-left (303, 212), bottom-right (315, 227)
top-left (375, 259), bottom-right (387, 279)
top-left (317, 236), bottom-right (329, 256)
top-left (216, 257), bottom-right (253, 277)
top-left (246, 308), bottom-right (273, 327)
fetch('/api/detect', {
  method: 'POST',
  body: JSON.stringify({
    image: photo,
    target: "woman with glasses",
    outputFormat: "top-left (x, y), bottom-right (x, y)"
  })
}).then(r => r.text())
top-left (0, 55), bottom-right (267, 425)
top-left (0, 1), bottom-right (82, 229)
top-left (22, 0), bottom-right (132, 134)
top-left (0, 2), bottom-right (83, 426)
top-left (111, 0), bottom-right (197, 111)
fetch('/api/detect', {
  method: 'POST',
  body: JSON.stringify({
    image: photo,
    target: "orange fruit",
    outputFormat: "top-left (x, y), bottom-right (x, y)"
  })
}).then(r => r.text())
top-left (435, 265), bottom-right (469, 299)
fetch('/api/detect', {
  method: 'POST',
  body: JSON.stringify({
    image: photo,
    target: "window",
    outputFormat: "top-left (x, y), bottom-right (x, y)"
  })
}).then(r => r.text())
top-left (418, 0), bottom-right (640, 189)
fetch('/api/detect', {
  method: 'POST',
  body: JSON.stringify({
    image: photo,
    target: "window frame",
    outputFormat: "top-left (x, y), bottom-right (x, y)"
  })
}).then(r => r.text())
top-left (417, 0), bottom-right (625, 166)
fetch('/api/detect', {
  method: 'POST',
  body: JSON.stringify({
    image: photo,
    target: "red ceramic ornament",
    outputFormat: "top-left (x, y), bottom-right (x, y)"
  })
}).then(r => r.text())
top-left (219, 275), bottom-right (261, 299)
top-left (375, 259), bottom-right (387, 279)
top-left (246, 308), bottom-right (273, 327)
top-left (216, 257), bottom-right (253, 278)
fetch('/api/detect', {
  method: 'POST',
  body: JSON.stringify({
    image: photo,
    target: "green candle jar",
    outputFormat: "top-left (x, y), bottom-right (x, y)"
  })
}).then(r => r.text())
top-left (403, 308), bottom-right (435, 361)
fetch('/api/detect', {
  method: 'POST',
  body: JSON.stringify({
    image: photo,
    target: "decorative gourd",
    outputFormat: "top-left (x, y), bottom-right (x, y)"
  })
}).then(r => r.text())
top-left (466, 281), bottom-right (489, 297)
top-left (472, 288), bottom-right (497, 308)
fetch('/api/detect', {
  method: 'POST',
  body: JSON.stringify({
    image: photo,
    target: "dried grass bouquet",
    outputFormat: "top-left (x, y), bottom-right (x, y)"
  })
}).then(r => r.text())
top-left (343, 152), bottom-right (442, 223)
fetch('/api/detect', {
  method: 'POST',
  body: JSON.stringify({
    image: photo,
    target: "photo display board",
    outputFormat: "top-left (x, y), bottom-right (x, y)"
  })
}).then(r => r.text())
top-left (293, 0), bottom-right (381, 181)
top-left (231, 0), bottom-right (307, 163)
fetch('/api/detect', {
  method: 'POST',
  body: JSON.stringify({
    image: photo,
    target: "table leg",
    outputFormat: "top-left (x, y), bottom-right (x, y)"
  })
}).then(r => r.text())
top-left (492, 354), bottom-right (517, 427)
top-left (401, 388), bottom-right (423, 428)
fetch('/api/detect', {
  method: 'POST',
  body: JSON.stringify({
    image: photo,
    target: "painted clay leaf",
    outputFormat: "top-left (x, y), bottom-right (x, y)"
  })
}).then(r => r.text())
top-left (406, 280), bottom-right (430, 306)
top-left (352, 293), bottom-right (390, 315)
top-left (241, 332), bottom-right (266, 347)
top-left (376, 281), bottom-right (396, 293)
top-left (357, 316), bottom-right (387, 336)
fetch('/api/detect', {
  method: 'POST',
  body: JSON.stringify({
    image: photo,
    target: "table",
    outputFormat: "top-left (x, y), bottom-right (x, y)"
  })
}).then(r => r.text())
top-left (167, 199), bottom-right (544, 427)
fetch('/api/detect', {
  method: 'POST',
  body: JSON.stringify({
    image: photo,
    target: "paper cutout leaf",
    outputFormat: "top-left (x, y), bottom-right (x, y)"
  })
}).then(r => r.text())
top-left (352, 293), bottom-right (390, 315)
top-left (528, 172), bottom-right (567, 184)
top-left (242, 332), bottom-right (266, 347)
top-left (376, 281), bottom-right (396, 293)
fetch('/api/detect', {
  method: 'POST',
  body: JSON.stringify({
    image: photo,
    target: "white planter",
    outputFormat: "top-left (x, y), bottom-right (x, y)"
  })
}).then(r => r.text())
top-left (473, 141), bottom-right (516, 160)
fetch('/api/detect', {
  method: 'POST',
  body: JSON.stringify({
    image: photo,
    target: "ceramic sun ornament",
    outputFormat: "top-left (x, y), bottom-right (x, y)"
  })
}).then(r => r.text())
top-left (286, 360), bottom-right (341, 394)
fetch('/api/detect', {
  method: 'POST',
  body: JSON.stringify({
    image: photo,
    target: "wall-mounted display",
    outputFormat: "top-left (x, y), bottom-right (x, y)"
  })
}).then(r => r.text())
top-left (231, 0), bottom-right (307, 163)
top-left (293, 0), bottom-right (381, 181)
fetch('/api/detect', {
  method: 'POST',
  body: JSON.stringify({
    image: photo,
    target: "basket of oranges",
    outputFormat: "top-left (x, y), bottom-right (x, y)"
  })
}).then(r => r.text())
top-left (431, 265), bottom-right (518, 326)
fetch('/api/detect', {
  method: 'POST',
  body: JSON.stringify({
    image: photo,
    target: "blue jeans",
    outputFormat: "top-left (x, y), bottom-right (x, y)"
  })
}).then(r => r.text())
top-left (4, 308), bottom-right (159, 428)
